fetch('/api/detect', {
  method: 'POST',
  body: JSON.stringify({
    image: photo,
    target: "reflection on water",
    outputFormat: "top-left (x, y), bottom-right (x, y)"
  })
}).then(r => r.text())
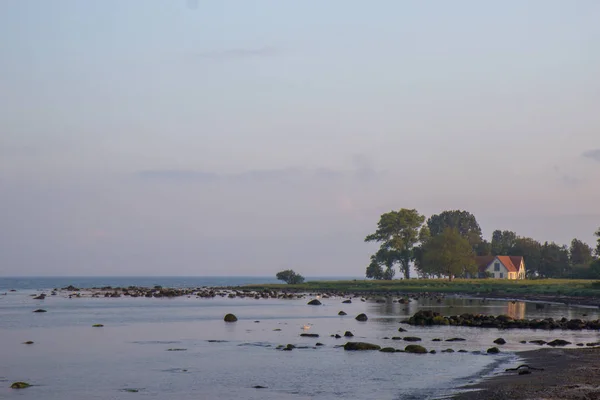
top-left (2, 291), bottom-right (600, 400)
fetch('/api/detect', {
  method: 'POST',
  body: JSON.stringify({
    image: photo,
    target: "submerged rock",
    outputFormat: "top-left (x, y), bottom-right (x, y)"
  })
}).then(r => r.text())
top-left (224, 313), bottom-right (238, 322)
top-left (355, 313), bottom-right (368, 322)
top-left (445, 338), bottom-right (466, 342)
top-left (379, 347), bottom-right (396, 353)
top-left (493, 338), bottom-right (506, 345)
top-left (307, 299), bottom-right (322, 306)
top-left (547, 339), bottom-right (571, 347)
top-left (529, 340), bottom-right (547, 345)
top-left (342, 299), bottom-right (352, 304)
top-left (23, 341), bottom-right (34, 345)
top-left (405, 345), bottom-right (427, 354)
top-left (403, 337), bottom-right (421, 342)
top-left (33, 309), bottom-right (47, 313)
top-left (92, 324), bottom-right (104, 327)
top-left (398, 327), bottom-right (407, 332)
top-left (343, 342), bottom-right (381, 351)
top-left (11, 382), bottom-right (31, 389)
top-left (487, 347), bottom-right (500, 354)
top-left (300, 333), bottom-right (319, 338)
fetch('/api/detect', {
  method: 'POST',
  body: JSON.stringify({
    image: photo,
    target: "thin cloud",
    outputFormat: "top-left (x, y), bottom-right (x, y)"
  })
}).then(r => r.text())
top-left (197, 46), bottom-right (280, 60)
top-left (582, 149), bottom-right (600, 163)
top-left (560, 175), bottom-right (582, 188)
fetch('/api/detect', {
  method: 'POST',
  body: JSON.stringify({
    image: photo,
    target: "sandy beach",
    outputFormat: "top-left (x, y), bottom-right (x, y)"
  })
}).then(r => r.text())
top-left (455, 347), bottom-right (600, 399)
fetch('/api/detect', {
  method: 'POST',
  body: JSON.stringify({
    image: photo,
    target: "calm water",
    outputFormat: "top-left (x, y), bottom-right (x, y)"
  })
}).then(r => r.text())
top-left (0, 276), bottom-right (361, 291)
top-left (2, 278), bottom-right (600, 399)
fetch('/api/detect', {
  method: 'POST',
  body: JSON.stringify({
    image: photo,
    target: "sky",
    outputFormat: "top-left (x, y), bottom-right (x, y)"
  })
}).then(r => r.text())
top-left (1, 0), bottom-right (599, 277)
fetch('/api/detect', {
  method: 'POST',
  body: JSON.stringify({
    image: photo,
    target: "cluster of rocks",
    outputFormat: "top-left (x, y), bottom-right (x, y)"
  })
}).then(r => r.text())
top-left (404, 310), bottom-right (600, 331)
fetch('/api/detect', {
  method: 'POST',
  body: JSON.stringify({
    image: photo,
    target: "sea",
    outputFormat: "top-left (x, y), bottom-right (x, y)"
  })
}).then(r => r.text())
top-left (2, 276), bottom-right (600, 399)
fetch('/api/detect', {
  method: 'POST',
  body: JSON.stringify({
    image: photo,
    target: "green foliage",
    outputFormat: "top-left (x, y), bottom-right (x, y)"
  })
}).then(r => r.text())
top-left (421, 228), bottom-right (477, 281)
top-left (539, 242), bottom-right (570, 278)
top-left (426, 210), bottom-right (483, 250)
top-left (491, 230), bottom-right (517, 256)
top-left (365, 258), bottom-right (384, 280)
top-left (275, 269), bottom-right (305, 284)
top-left (510, 237), bottom-right (542, 277)
top-left (595, 227), bottom-right (600, 257)
top-left (365, 208), bottom-right (426, 279)
top-left (570, 238), bottom-right (594, 267)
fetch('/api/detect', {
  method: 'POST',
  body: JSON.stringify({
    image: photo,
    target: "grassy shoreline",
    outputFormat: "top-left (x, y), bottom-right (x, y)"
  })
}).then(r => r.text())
top-left (244, 278), bottom-right (600, 305)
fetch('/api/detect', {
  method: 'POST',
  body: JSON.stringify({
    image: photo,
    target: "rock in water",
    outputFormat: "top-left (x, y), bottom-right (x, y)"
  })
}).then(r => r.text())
top-left (338, 311), bottom-right (347, 316)
top-left (494, 338), bottom-right (506, 345)
top-left (344, 331), bottom-right (354, 337)
top-left (343, 342), bottom-right (381, 351)
top-left (33, 309), bottom-right (47, 313)
top-left (300, 333), bottom-right (319, 338)
top-left (405, 345), bottom-right (427, 354)
top-left (92, 324), bottom-right (104, 327)
top-left (379, 347), bottom-right (396, 353)
top-left (487, 347), bottom-right (500, 354)
top-left (547, 339), bottom-right (571, 347)
top-left (23, 341), bottom-right (34, 345)
top-left (355, 313), bottom-right (368, 322)
top-left (224, 313), bottom-right (238, 322)
top-left (11, 382), bottom-right (31, 389)
top-left (403, 337), bottom-right (422, 342)
top-left (307, 299), bottom-right (322, 305)
top-left (342, 299), bottom-right (352, 304)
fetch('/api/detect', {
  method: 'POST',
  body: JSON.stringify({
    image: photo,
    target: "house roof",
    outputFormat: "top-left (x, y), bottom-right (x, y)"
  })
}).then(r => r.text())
top-left (475, 256), bottom-right (523, 273)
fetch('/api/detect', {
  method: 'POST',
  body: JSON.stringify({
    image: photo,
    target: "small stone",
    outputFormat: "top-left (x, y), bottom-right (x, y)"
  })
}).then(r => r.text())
top-left (338, 311), bottom-right (347, 316)
top-left (23, 341), bottom-right (34, 345)
top-left (487, 347), bottom-right (500, 354)
top-left (344, 331), bottom-right (354, 337)
top-left (307, 299), bottom-right (322, 306)
top-left (224, 313), bottom-right (238, 322)
top-left (92, 324), bottom-right (104, 327)
top-left (253, 385), bottom-right (268, 389)
top-left (493, 338), bottom-right (506, 345)
top-left (33, 309), bottom-right (47, 313)
top-left (300, 333), bottom-right (319, 338)
top-left (355, 313), bottom-right (368, 321)
top-left (11, 382), bottom-right (31, 389)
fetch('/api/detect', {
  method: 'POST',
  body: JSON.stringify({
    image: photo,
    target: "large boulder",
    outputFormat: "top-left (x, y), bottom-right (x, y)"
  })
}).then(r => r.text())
top-left (224, 313), bottom-right (238, 322)
top-left (307, 299), bottom-right (322, 306)
top-left (355, 313), bottom-right (368, 322)
top-left (343, 342), bottom-right (381, 351)
top-left (405, 345), bottom-right (427, 354)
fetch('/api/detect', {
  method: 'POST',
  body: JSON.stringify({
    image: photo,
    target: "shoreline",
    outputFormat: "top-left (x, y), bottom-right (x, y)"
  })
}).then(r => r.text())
top-left (453, 347), bottom-right (600, 399)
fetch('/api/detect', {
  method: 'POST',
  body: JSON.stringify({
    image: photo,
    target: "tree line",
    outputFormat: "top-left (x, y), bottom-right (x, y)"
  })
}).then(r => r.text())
top-left (365, 209), bottom-right (600, 280)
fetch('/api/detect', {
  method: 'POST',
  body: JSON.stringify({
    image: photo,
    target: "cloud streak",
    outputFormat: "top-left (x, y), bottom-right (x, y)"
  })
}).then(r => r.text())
top-left (582, 149), bottom-right (600, 163)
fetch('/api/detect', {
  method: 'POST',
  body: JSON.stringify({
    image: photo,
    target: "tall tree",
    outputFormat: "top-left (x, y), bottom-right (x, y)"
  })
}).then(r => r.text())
top-left (510, 237), bottom-right (542, 277)
top-left (569, 238), bottom-right (594, 267)
top-left (427, 210), bottom-right (483, 250)
top-left (421, 228), bottom-right (477, 281)
top-left (365, 209), bottom-right (426, 279)
top-left (474, 239), bottom-right (492, 256)
top-left (491, 230), bottom-right (517, 255)
top-left (539, 242), bottom-right (570, 278)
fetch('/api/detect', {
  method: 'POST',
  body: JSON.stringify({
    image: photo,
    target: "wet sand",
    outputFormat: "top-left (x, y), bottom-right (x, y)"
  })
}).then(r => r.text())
top-left (455, 347), bottom-right (600, 399)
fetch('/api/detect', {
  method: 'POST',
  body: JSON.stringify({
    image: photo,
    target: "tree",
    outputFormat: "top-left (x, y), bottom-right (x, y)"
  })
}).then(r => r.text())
top-left (595, 227), bottom-right (600, 257)
top-left (569, 238), bottom-right (594, 267)
top-left (474, 239), bottom-right (492, 256)
top-left (365, 257), bottom-right (384, 280)
top-left (276, 269), bottom-right (305, 284)
top-left (427, 210), bottom-right (483, 251)
top-left (510, 237), bottom-right (542, 277)
top-left (365, 209), bottom-right (426, 279)
top-left (539, 242), bottom-right (570, 278)
top-left (421, 228), bottom-right (477, 281)
top-left (491, 230), bottom-right (517, 256)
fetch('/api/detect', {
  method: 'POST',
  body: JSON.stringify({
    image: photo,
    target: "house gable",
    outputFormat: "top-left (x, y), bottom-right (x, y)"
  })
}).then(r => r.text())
top-left (475, 255), bottom-right (525, 279)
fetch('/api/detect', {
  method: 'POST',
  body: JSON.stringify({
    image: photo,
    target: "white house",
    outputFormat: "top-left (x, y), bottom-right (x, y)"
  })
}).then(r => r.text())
top-left (475, 256), bottom-right (526, 279)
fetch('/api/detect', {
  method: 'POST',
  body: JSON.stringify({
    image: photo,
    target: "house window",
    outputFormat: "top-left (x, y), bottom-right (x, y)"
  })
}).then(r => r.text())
top-left (494, 262), bottom-right (500, 271)
top-left (499, 273), bottom-right (504, 278)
